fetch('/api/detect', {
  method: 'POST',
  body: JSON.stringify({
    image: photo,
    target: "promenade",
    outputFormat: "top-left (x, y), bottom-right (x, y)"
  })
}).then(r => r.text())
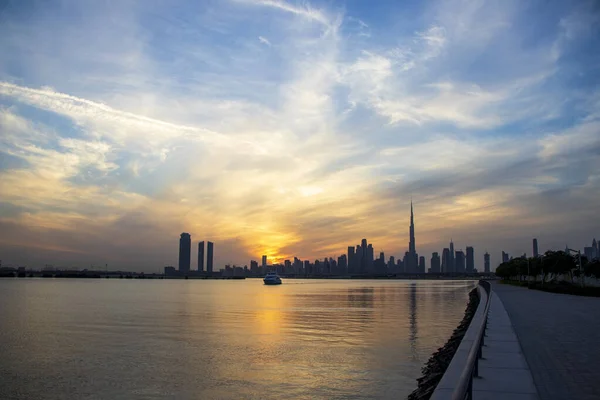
top-left (491, 282), bottom-right (600, 400)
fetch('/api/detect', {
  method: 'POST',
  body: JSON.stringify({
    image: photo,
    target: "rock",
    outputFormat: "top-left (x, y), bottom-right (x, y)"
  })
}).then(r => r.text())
top-left (407, 288), bottom-right (480, 400)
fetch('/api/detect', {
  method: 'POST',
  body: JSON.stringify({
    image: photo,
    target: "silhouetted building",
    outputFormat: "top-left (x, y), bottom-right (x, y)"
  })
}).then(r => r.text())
top-left (367, 244), bottom-right (374, 273)
top-left (533, 238), bottom-right (539, 258)
top-left (338, 254), bottom-right (347, 274)
top-left (502, 251), bottom-right (509, 263)
top-left (484, 252), bottom-right (490, 273)
top-left (207, 241), bottom-right (214, 275)
top-left (397, 258), bottom-right (405, 273)
top-left (262, 255), bottom-right (267, 268)
top-left (430, 252), bottom-right (441, 273)
top-left (466, 246), bottom-right (474, 273)
top-left (356, 244), bottom-right (364, 274)
top-left (449, 239), bottom-right (455, 272)
top-left (388, 255), bottom-right (396, 272)
top-left (198, 241), bottom-right (205, 272)
top-left (164, 266), bottom-right (176, 276)
top-left (418, 256), bottom-right (425, 273)
top-left (406, 201), bottom-right (418, 273)
top-left (347, 246), bottom-right (355, 274)
top-left (455, 250), bottom-right (465, 273)
top-left (442, 248), bottom-right (451, 273)
top-left (584, 247), bottom-right (594, 263)
top-left (593, 238), bottom-right (598, 260)
top-left (179, 233), bottom-right (191, 273)
top-left (250, 260), bottom-right (258, 274)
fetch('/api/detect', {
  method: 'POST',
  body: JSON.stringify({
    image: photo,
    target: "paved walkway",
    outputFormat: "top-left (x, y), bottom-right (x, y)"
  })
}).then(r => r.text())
top-left (473, 291), bottom-right (538, 399)
top-left (492, 282), bottom-right (600, 400)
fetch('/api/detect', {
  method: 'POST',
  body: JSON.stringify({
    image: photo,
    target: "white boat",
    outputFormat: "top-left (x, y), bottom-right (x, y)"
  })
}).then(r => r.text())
top-left (263, 272), bottom-right (282, 285)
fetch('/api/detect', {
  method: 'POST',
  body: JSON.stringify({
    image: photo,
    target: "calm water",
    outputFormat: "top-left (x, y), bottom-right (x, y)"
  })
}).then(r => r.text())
top-left (0, 279), bottom-right (476, 399)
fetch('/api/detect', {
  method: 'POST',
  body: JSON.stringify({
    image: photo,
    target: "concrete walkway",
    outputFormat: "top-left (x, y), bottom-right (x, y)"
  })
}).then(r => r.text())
top-left (473, 291), bottom-right (538, 399)
top-left (493, 282), bottom-right (600, 400)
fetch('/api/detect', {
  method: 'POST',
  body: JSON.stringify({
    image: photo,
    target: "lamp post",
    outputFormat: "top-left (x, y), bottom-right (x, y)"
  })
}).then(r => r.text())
top-left (567, 248), bottom-right (584, 288)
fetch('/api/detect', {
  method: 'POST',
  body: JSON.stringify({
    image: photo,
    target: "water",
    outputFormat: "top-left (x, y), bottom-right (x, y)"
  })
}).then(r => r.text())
top-left (0, 279), bottom-right (476, 399)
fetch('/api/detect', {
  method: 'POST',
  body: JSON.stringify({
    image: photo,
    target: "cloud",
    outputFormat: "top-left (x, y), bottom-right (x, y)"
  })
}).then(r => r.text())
top-left (0, 0), bottom-right (599, 271)
top-left (258, 36), bottom-right (271, 46)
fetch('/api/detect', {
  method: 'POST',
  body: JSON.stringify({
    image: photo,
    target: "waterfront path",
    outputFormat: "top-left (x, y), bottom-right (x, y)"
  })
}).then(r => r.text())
top-left (473, 290), bottom-right (538, 399)
top-left (491, 282), bottom-right (600, 400)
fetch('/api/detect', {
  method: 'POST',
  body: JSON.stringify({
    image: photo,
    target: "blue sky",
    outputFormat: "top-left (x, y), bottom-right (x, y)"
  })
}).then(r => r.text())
top-left (0, 0), bottom-right (599, 271)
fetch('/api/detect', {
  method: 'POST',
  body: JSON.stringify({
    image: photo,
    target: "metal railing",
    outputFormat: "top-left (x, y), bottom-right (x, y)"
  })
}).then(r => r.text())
top-left (451, 280), bottom-right (492, 400)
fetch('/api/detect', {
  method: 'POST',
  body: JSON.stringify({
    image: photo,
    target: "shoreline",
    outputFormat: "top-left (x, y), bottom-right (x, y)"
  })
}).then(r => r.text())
top-left (407, 287), bottom-right (480, 400)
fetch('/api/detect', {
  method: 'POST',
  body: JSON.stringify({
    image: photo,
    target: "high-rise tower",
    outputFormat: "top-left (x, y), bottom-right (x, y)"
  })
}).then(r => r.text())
top-left (406, 201), bottom-right (418, 272)
top-left (207, 241), bottom-right (214, 275)
top-left (198, 241), bottom-right (205, 272)
top-left (484, 252), bottom-right (490, 273)
top-left (179, 233), bottom-right (191, 273)
top-left (409, 201), bottom-right (416, 254)
top-left (533, 238), bottom-right (539, 258)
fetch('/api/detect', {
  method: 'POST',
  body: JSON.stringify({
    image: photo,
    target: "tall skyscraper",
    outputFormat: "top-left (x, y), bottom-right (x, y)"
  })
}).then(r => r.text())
top-left (449, 239), bottom-right (455, 272)
top-left (430, 252), bottom-right (441, 273)
top-left (442, 248), bottom-right (450, 273)
top-left (338, 255), bottom-right (348, 274)
top-left (198, 241), bottom-right (205, 272)
top-left (347, 246), bottom-right (355, 273)
top-left (455, 250), bottom-right (465, 273)
top-left (367, 244), bottom-right (374, 273)
top-left (466, 246), bottom-right (474, 273)
top-left (418, 256), bottom-right (425, 273)
top-left (533, 238), bottom-right (539, 258)
top-left (502, 251), bottom-right (509, 263)
top-left (484, 252), bottom-right (490, 273)
top-left (355, 244), bottom-right (363, 274)
top-left (360, 239), bottom-right (368, 273)
top-left (593, 238), bottom-right (598, 260)
top-left (207, 241), bottom-right (214, 275)
top-left (262, 255), bottom-right (267, 268)
top-left (406, 201), bottom-right (418, 273)
top-left (179, 233), bottom-right (191, 273)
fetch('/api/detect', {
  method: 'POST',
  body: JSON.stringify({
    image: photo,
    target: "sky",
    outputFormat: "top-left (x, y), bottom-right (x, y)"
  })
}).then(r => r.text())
top-left (0, 0), bottom-right (599, 272)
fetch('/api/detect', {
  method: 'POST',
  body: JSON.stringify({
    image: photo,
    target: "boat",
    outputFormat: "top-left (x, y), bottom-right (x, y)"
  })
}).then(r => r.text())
top-left (263, 272), bottom-right (282, 285)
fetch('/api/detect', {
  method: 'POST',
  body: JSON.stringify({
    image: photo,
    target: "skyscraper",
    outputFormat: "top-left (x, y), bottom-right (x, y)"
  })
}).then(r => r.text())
top-left (449, 239), bottom-right (455, 272)
top-left (361, 239), bottom-right (368, 273)
top-left (198, 241), bottom-right (205, 272)
top-left (430, 252), bottom-right (441, 273)
top-left (179, 233), bottom-right (191, 273)
top-left (593, 238), bottom-right (598, 260)
top-left (207, 241), bottom-right (214, 275)
top-left (502, 251), bottom-right (509, 263)
top-left (484, 252), bottom-right (490, 273)
top-left (418, 256), bottom-right (425, 273)
top-left (262, 255), bottom-right (267, 268)
top-left (533, 238), bottom-right (539, 258)
top-left (347, 246), bottom-right (355, 273)
top-left (356, 244), bottom-right (364, 274)
top-left (406, 201), bottom-right (418, 273)
top-left (367, 244), bottom-right (374, 273)
top-left (466, 246), bottom-right (474, 273)
top-left (442, 248), bottom-right (450, 273)
top-left (455, 250), bottom-right (465, 273)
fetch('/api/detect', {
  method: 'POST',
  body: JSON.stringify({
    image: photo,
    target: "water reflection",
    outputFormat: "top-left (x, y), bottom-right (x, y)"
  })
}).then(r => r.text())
top-left (0, 279), bottom-right (476, 400)
top-left (409, 282), bottom-right (419, 361)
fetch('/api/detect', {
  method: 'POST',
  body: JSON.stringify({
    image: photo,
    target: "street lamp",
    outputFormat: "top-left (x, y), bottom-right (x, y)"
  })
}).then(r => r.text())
top-left (566, 248), bottom-right (584, 288)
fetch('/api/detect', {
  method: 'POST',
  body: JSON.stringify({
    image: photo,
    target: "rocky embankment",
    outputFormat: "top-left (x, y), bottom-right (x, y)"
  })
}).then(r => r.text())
top-left (407, 288), bottom-right (480, 400)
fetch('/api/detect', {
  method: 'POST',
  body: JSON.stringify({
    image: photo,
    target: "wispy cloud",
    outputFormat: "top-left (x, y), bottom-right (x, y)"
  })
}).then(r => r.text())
top-left (258, 36), bottom-right (272, 46)
top-left (0, 0), bottom-right (599, 270)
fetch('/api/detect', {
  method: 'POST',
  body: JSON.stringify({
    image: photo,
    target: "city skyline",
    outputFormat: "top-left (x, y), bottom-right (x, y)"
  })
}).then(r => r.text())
top-left (0, 0), bottom-right (599, 271)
